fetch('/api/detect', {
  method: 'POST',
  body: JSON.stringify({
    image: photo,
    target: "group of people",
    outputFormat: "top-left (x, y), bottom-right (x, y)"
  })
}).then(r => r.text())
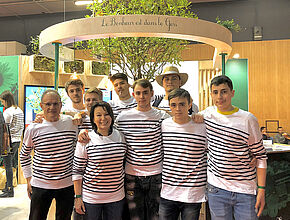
top-left (0, 65), bottom-right (269, 220)
top-left (261, 126), bottom-right (290, 144)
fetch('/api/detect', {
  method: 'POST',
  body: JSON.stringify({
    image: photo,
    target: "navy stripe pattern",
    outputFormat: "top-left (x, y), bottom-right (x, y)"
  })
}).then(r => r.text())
top-left (20, 130), bottom-right (77, 181)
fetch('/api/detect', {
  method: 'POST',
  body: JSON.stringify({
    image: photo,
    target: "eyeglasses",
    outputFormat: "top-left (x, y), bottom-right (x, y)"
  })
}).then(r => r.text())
top-left (41, 102), bottom-right (61, 107)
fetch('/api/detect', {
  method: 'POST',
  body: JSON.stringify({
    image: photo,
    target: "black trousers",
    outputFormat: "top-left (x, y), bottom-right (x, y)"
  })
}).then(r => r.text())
top-left (29, 185), bottom-right (74, 220)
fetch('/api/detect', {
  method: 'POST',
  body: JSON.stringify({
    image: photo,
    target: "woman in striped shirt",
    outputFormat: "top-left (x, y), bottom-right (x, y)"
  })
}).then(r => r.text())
top-left (73, 102), bottom-right (127, 220)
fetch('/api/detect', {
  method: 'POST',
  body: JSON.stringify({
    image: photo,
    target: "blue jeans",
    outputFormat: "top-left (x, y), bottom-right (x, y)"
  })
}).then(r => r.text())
top-left (159, 197), bottom-right (201, 220)
top-left (207, 184), bottom-right (258, 220)
top-left (83, 198), bottom-right (125, 220)
top-left (125, 173), bottom-right (162, 220)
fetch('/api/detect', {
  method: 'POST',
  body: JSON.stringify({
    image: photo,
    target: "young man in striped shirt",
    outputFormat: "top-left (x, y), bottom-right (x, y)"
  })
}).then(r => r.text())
top-left (108, 73), bottom-right (137, 118)
top-left (202, 75), bottom-right (267, 220)
top-left (115, 79), bottom-right (170, 220)
top-left (20, 90), bottom-right (78, 220)
top-left (159, 88), bottom-right (207, 220)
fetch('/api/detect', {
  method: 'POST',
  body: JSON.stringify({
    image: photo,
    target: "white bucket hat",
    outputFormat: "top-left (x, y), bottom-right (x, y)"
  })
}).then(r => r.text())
top-left (155, 66), bottom-right (188, 87)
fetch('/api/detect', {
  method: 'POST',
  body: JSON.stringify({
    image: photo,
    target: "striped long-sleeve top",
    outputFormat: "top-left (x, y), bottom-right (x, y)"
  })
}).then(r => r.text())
top-left (108, 96), bottom-right (137, 119)
top-left (201, 106), bottom-right (267, 195)
top-left (116, 108), bottom-right (170, 176)
top-left (72, 128), bottom-right (127, 204)
top-left (20, 115), bottom-right (78, 189)
top-left (3, 106), bottom-right (24, 143)
top-left (161, 118), bottom-right (207, 203)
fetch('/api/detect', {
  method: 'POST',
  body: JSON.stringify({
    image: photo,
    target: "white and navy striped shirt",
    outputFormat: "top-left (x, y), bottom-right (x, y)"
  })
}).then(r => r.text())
top-left (161, 118), bottom-right (207, 203)
top-left (3, 106), bottom-right (24, 143)
top-left (201, 106), bottom-right (267, 195)
top-left (116, 108), bottom-right (170, 176)
top-left (78, 115), bottom-right (92, 130)
top-left (108, 96), bottom-right (137, 118)
top-left (20, 115), bottom-right (78, 189)
top-left (73, 129), bottom-right (126, 204)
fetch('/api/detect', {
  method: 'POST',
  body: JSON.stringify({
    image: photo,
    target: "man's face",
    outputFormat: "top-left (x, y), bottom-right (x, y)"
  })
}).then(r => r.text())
top-left (133, 85), bottom-right (153, 109)
top-left (40, 93), bottom-right (62, 122)
top-left (84, 93), bottom-right (102, 112)
top-left (67, 85), bottom-right (84, 104)
top-left (211, 83), bottom-right (235, 112)
top-left (169, 97), bottom-right (191, 121)
top-left (278, 128), bottom-right (284, 134)
top-left (162, 74), bottom-right (181, 92)
top-left (112, 79), bottom-right (130, 99)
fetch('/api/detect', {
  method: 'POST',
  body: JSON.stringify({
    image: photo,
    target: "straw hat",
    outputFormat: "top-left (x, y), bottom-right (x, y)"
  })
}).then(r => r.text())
top-left (155, 66), bottom-right (188, 87)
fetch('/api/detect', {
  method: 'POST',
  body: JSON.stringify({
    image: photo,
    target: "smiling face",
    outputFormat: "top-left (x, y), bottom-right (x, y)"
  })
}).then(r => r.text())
top-left (93, 106), bottom-right (112, 135)
top-left (84, 93), bottom-right (102, 112)
top-left (169, 96), bottom-right (192, 124)
top-left (133, 84), bottom-right (153, 112)
top-left (112, 78), bottom-right (130, 100)
top-left (67, 84), bottom-right (84, 104)
top-left (211, 83), bottom-right (235, 112)
top-left (40, 92), bottom-right (62, 122)
top-left (162, 74), bottom-right (182, 93)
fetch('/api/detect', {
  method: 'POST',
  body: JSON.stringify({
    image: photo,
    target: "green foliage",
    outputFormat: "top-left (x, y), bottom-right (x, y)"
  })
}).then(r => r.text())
top-left (64, 60), bottom-right (84, 73)
top-left (79, 0), bottom-right (197, 81)
top-left (27, 35), bottom-right (40, 55)
top-left (92, 61), bottom-right (110, 75)
top-left (216, 16), bottom-right (241, 32)
top-left (34, 56), bottom-right (55, 72)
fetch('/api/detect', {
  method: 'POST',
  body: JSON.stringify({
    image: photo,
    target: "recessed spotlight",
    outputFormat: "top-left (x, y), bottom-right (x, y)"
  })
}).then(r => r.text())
top-left (233, 53), bottom-right (240, 59)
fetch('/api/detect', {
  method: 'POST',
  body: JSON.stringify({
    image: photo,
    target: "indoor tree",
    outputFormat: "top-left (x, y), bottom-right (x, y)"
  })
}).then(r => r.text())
top-left (78, 0), bottom-right (198, 81)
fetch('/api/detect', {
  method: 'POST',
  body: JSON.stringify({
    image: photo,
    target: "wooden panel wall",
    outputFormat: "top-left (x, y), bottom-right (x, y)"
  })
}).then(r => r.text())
top-left (194, 39), bottom-right (290, 133)
top-left (229, 40), bottom-right (290, 133)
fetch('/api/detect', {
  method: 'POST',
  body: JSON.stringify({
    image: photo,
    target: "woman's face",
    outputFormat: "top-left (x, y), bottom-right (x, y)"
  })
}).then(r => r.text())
top-left (0, 99), bottom-right (6, 107)
top-left (93, 106), bottom-right (112, 132)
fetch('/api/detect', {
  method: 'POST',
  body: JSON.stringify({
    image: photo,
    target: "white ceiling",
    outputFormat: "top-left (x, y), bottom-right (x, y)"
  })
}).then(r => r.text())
top-left (0, 0), bottom-right (230, 18)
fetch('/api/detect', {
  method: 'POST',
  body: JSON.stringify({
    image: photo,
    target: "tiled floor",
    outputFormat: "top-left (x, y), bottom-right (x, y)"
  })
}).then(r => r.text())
top-left (0, 184), bottom-right (30, 220)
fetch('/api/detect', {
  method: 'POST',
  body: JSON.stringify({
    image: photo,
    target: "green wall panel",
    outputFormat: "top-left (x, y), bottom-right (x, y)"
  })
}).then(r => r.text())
top-left (225, 59), bottom-right (248, 111)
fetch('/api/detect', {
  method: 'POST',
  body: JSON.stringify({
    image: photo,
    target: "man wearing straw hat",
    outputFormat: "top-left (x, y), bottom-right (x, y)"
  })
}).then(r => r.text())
top-left (153, 66), bottom-right (199, 114)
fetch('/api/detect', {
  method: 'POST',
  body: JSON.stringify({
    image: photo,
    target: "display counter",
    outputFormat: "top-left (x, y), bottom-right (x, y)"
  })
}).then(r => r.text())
top-left (261, 144), bottom-right (290, 219)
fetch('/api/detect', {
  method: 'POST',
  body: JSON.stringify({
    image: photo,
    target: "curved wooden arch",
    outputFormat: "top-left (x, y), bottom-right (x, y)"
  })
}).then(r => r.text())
top-left (39, 14), bottom-right (232, 68)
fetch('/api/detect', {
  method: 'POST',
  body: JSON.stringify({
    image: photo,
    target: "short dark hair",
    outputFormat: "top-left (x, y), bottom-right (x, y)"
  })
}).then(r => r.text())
top-left (260, 126), bottom-right (266, 132)
top-left (210, 75), bottom-right (233, 91)
top-left (65, 79), bottom-right (84, 93)
top-left (278, 127), bottom-right (283, 129)
top-left (110, 73), bottom-right (128, 83)
top-left (90, 102), bottom-right (114, 133)
top-left (85, 87), bottom-right (103, 100)
top-left (168, 88), bottom-right (192, 104)
top-left (0, 90), bottom-right (16, 108)
top-left (132, 79), bottom-right (153, 91)
top-left (41, 89), bottom-right (61, 102)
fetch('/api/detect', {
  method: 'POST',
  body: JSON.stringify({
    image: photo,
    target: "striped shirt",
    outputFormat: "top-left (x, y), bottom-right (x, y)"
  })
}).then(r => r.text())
top-left (161, 118), bottom-right (207, 203)
top-left (116, 108), bottom-right (170, 176)
top-left (20, 115), bottom-right (78, 189)
top-left (108, 96), bottom-right (137, 118)
top-left (73, 129), bottom-right (126, 204)
top-left (201, 106), bottom-right (267, 195)
top-left (78, 115), bottom-right (92, 130)
top-left (3, 106), bottom-right (24, 143)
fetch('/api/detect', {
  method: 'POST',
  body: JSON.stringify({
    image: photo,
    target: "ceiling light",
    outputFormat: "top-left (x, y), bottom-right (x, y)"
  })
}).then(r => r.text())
top-left (233, 53), bottom-right (240, 59)
top-left (74, 1), bottom-right (94, 6)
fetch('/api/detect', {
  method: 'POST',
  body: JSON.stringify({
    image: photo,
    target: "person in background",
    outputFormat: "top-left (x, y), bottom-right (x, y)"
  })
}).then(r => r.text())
top-left (159, 88), bottom-right (207, 220)
top-left (260, 127), bottom-right (271, 140)
top-left (20, 90), bottom-right (78, 220)
top-left (274, 127), bottom-right (290, 144)
top-left (73, 102), bottom-right (126, 220)
top-left (62, 79), bottom-right (86, 114)
top-left (201, 75), bottom-right (267, 219)
top-left (153, 65), bottom-right (199, 114)
top-left (75, 87), bottom-right (103, 130)
top-left (0, 90), bottom-right (24, 198)
top-left (108, 73), bottom-right (137, 118)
